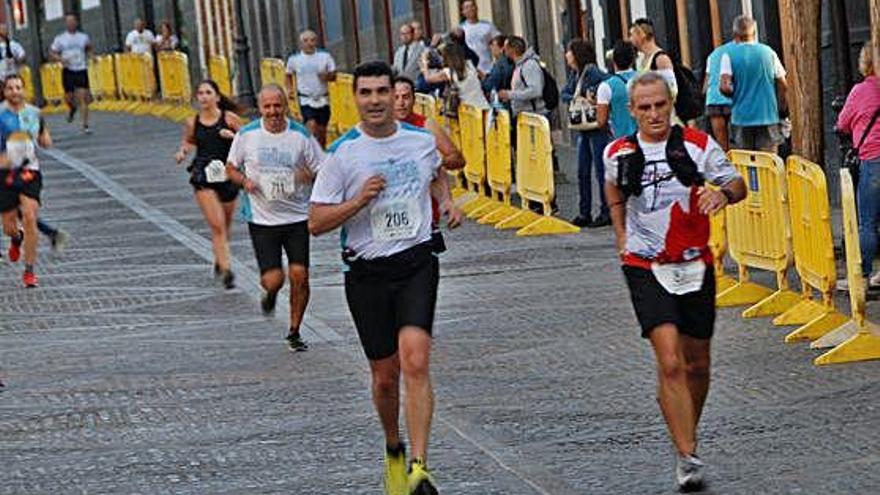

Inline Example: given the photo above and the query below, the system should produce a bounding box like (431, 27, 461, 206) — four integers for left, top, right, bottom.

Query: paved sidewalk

(1, 113, 878, 494)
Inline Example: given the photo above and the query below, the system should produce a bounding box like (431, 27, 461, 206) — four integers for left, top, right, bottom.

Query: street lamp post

(233, 0, 256, 110)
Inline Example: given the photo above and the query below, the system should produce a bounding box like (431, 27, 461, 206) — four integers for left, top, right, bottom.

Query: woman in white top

(420, 43, 488, 109)
(155, 21, 179, 51)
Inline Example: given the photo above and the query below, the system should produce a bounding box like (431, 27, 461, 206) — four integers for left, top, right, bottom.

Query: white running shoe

(676, 454, 705, 492)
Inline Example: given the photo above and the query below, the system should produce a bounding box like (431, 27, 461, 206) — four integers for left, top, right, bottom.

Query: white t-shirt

(461, 20, 499, 74)
(125, 29, 156, 54)
(0, 40, 25, 78)
(227, 118, 325, 226)
(155, 34, 179, 51)
(50, 31, 91, 71)
(444, 61, 489, 109)
(285, 50, 336, 108)
(310, 122, 442, 260)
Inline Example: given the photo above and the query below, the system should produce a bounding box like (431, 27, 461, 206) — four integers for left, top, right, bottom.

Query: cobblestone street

(1, 113, 879, 494)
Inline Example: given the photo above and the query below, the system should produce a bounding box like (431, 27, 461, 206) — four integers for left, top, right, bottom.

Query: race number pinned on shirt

(5, 132, 35, 168)
(651, 261, 706, 295)
(205, 160, 227, 183)
(259, 171, 296, 202)
(370, 198, 421, 242)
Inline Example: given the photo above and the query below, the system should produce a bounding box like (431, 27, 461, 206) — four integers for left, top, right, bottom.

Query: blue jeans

(858, 159, 880, 275)
(577, 130, 610, 218)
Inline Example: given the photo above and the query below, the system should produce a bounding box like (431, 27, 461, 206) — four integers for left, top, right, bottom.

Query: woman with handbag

(420, 42, 489, 115)
(562, 39, 611, 228)
(838, 43, 880, 286)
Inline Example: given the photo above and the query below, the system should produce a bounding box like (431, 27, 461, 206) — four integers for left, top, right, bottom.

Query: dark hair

(490, 34, 507, 48)
(566, 38, 596, 71)
(442, 42, 468, 80)
(612, 40, 637, 70)
(353, 61, 394, 92)
(393, 75, 415, 93)
(196, 79, 242, 114)
(3, 73, 23, 90)
(507, 36, 527, 55)
(160, 20, 173, 33)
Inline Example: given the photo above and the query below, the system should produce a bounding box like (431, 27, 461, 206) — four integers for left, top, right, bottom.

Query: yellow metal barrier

(326, 78, 343, 144)
(477, 109, 518, 224)
(156, 51, 193, 122)
(116, 53, 155, 114)
(260, 58, 301, 120)
(20, 65, 34, 103)
(209, 55, 233, 97)
(812, 169, 880, 364)
(414, 93, 437, 121)
(88, 55, 120, 111)
(774, 156, 848, 342)
(335, 73, 358, 134)
(39, 63, 65, 114)
(708, 208, 737, 293)
(716, 150, 798, 315)
(456, 103, 493, 216)
(495, 112, 579, 236)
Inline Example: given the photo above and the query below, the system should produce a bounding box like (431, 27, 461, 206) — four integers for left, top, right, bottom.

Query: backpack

(520, 57, 560, 112)
(650, 50, 704, 121)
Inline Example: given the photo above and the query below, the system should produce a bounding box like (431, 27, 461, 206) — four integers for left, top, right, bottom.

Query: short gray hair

(627, 71, 673, 102)
(258, 83, 288, 104)
(732, 15, 757, 39)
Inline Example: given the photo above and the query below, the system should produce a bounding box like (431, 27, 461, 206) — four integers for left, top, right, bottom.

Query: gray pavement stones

(1, 113, 879, 494)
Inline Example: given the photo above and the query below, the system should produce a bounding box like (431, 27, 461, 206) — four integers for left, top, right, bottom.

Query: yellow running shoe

(408, 458, 438, 495)
(384, 443, 407, 495)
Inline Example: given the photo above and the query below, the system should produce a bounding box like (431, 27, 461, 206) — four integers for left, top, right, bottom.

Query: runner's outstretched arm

(606, 181, 627, 256)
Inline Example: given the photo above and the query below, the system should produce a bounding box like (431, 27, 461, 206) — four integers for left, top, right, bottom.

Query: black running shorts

(248, 221, 310, 273)
(192, 180, 240, 203)
(62, 69, 90, 92)
(622, 264, 716, 340)
(344, 242, 439, 361)
(0, 170, 41, 213)
(301, 105, 331, 126)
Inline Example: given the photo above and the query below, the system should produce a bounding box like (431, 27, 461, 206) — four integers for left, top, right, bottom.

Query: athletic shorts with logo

(0, 169, 41, 212)
(622, 263, 715, 339)
(345, 241, 439, 360)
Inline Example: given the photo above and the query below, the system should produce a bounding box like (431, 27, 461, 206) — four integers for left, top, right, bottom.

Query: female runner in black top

(175, 80, 242, 289)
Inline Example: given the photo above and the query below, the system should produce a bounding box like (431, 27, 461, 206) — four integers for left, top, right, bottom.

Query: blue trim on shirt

(239, 120, 261, 134)
(327, 127, 362, 153)
(399, 122, 432, 135)
(287, 118, 312, 138)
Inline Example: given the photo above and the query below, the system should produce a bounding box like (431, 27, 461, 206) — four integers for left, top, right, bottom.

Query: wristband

(720, 188, 735, 204)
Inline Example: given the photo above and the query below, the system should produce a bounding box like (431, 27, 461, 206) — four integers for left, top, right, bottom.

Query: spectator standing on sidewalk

(719, 15, 788, 153)
(838, 43, 880, 287)
(562, 38, 611, 228)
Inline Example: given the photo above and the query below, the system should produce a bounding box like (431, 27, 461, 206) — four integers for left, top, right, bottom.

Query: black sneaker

(286, 332, 308, 352)
(222, 270, 235, 290)
(213, 263, 222, 279)
(587, 214, 611, 228)
(261, 290, 278, 316)
(67, 106, 77, 123)
(571, 215, 591, 228)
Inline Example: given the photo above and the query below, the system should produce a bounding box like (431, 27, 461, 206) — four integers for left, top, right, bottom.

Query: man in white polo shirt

(309, 61, 446, 495)
(125, 19, 156, 54)
(285, 30, 336, 147)
(460, 0, 500, 74)
(226, 84, 324, 352)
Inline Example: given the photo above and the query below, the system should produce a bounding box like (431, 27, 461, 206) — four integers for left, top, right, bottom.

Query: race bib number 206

(370, 199, 421, 242)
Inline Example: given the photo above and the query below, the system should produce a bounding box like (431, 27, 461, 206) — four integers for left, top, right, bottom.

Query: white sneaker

(676, 454, 705, 492)
(869, 272, 880, 289)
